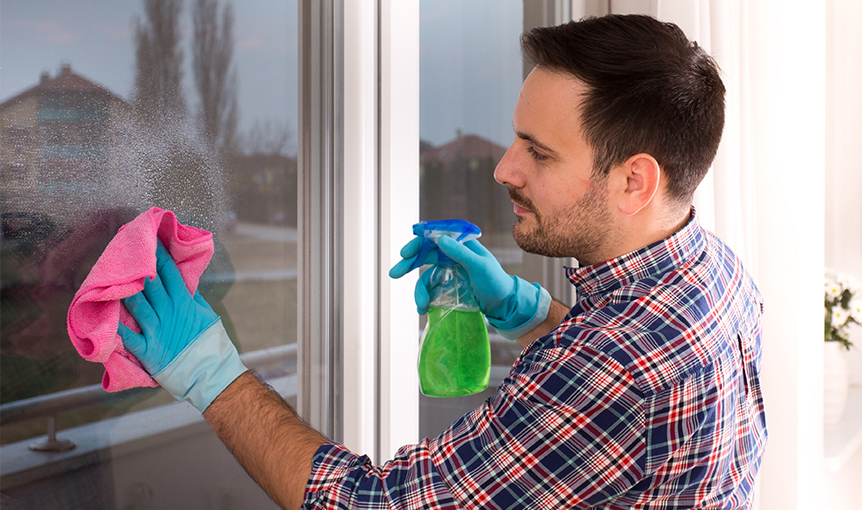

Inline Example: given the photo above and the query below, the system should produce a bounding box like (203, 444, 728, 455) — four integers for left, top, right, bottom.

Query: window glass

(419, 0, 528, 438)
(0, 1, 297, 507)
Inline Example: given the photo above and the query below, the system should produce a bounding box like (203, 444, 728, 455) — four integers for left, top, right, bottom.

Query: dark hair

(521, 14, 725, 204)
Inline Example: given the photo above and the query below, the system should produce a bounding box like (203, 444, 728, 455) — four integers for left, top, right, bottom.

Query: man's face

(494, 67, 618, 265)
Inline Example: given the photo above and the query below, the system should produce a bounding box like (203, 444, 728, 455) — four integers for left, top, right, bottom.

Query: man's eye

(527, 146, 548, 161)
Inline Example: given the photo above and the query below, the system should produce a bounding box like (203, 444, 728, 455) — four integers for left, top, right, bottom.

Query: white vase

(824, 341, 849, 424)
(847, 327, 862, 386)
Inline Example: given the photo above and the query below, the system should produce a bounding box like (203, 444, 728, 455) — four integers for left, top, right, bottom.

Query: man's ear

(614, 153, 660, 216)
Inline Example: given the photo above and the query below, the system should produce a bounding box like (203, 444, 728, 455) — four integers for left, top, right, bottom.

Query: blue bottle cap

(408, 219, 481, 270)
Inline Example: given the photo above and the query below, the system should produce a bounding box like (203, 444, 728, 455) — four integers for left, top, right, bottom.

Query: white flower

(825, 269, 861, 345)
(832, 308, 849, 328)
(850, 300, 862, 322)
(826, 282, 842, 299)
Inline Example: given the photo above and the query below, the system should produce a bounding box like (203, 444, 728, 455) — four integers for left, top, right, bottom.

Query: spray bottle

(409, 219, 490, 397)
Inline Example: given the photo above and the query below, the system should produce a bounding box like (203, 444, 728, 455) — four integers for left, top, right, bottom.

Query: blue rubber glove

(118, 241, 247, 412)
(389, 235, 551, 340)
(388, 237, 439, 280)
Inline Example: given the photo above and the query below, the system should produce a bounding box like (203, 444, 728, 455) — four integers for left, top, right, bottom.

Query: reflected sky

(420, 0, 522, 148)
(1, 0, 524, 151)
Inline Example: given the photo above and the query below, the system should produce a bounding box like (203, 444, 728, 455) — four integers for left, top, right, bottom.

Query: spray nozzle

(408, 219, 482, 271)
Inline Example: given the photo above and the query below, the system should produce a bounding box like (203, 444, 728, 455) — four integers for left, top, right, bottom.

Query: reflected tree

(132, 0, 187, 122)
(131, 0, 225, 233)
(242, 118, 293, 157)
(192, 0, 239, 156)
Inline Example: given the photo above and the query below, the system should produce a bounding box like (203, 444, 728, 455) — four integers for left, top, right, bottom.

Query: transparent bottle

(412, 220, 490, 397)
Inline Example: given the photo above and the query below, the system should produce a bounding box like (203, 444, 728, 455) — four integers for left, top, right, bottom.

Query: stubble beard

(509, 185, 614, 264)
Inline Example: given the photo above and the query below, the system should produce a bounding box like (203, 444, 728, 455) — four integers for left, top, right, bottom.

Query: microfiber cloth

(67, 207, 214, 392)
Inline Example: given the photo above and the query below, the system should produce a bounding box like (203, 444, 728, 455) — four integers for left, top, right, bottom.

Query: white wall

(826, 0, 862, 385)
(749, 1, 826, 506)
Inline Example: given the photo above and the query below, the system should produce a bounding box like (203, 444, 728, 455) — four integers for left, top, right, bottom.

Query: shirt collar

(565, 207, 705, 299)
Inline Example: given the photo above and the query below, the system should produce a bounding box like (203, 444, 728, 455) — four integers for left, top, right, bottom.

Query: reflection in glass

(0, 1, 296, 507)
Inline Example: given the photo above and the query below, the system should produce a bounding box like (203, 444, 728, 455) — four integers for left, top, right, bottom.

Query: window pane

(418, 0, 527, 438)
(0, 1, 297, 507)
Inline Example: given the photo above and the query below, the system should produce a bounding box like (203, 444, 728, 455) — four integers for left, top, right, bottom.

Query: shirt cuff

(303, 442, 372, 506)
(488, 284, 551, 341)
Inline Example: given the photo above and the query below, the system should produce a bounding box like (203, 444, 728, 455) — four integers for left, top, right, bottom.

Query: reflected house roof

(0, 63, 127, 111)
(0, 64, 129, 111)
(419, 133, 512, 236)
(420, 133, 506, 165)
(0, 64, 131, 206)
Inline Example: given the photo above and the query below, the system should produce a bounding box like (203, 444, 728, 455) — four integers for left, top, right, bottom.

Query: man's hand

(118, 241, 247, 412)
(389, 235, 551, 341)
(119, 242, 219, 374)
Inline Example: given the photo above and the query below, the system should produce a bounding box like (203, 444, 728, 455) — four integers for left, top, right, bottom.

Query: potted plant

(824, 269, 861, 423)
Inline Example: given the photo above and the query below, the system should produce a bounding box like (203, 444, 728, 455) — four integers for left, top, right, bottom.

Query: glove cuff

(153, 319, 248, 412)
(487, 280, 551, 341)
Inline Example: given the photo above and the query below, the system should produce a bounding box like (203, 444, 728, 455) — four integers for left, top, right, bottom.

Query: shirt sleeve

(303, 343, 646, 510)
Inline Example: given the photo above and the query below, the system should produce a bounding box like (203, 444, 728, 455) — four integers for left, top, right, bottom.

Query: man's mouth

(513, 203, 532, 215)
(508, 188, 534, 215)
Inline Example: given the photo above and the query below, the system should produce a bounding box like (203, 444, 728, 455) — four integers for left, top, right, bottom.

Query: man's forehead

(514, 67, 587, 145)
(517, 68, 586, 119)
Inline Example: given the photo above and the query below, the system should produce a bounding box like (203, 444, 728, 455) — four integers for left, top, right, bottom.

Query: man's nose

(494, 143, 524, 188)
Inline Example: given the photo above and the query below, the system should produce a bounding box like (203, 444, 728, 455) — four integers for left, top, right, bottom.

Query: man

(119, 14, 767, 509)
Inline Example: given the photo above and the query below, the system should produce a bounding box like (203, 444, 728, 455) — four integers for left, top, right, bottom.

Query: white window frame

(304, 0, 420, 461)
(298, 0, 345, 441)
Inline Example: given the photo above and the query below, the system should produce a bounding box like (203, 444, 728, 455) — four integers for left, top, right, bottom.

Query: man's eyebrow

(516, 130, 559, 157)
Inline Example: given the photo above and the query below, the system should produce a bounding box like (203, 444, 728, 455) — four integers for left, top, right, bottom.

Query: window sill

(824, 386, 862, 473)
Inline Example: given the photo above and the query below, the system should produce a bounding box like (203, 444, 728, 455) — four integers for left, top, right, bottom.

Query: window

(0, 1, 301, 507)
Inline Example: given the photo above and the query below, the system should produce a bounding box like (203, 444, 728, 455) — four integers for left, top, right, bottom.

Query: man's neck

(598, 205, 691, 266)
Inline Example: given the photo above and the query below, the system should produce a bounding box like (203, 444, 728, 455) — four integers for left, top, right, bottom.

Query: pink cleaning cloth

(67, 207, 214, 392)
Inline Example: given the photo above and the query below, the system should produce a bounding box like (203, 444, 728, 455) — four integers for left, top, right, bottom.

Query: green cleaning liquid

(418, 307, 490, 397)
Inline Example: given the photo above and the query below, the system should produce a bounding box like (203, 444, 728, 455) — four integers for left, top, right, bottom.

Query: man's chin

(512, 221, 576, 258)
(514, 238, 550, 256)
(512, 221, 545, 255)
(512, 217, 531, 240)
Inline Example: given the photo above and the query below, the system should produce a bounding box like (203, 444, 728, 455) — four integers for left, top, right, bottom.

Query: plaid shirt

(303, 210, 767, 509)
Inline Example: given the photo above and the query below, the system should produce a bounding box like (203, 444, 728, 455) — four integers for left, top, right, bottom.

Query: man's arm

(204, 371, 327, 510)
(514, 298, 569, 350)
